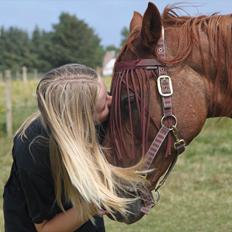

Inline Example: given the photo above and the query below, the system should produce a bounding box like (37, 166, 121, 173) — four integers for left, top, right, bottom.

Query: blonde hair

(18, 64, 143, 221)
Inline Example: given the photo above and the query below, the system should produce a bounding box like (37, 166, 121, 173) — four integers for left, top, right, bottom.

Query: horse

(103, 2, 232, 224)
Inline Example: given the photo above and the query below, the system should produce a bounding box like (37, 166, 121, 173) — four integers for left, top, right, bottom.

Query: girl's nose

(107, 95, 112, 107)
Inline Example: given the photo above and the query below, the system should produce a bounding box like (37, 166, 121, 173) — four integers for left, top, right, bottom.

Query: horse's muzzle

(107, 185, 155, 224)
(107, 197, 146, 224)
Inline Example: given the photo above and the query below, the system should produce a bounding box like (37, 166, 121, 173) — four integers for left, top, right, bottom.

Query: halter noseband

(113, 32, 186, 215)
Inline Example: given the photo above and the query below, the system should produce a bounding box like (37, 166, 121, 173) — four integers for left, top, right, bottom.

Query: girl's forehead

(97, 77, 106, 94)
(96, 78, 107, 106)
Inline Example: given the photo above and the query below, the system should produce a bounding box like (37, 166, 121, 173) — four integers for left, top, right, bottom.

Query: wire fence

(0, 68, 40, 138)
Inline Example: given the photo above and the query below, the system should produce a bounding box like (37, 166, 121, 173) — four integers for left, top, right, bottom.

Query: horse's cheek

(171, 68, 208, 145)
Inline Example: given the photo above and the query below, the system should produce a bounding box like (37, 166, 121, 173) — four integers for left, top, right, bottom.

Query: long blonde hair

(18, 64, 143, 221)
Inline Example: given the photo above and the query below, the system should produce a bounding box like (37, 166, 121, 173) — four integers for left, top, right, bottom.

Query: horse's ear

(129, 11, 143, 32)
(141, 2, 162, 49)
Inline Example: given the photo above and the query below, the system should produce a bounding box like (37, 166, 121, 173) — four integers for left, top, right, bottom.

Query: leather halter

(113, 32, 186, 214)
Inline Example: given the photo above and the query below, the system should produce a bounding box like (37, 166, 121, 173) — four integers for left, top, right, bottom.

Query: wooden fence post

(22, 66, 28, 83)
(33, 69, 38, 79)
(0, 72, 3, 82)
(16, 69, 20, 80)
(4, 69, 13, 137)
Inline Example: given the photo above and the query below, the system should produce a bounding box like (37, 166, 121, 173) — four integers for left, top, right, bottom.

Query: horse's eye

(121, 93, 135, 105)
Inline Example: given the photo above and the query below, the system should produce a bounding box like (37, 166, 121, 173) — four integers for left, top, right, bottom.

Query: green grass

(0, 79, 38, 135)
(105, 119, 232, 232)
(1, 78, 232, 231)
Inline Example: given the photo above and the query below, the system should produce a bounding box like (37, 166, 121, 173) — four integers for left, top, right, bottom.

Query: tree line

(0, 12, 129, 73)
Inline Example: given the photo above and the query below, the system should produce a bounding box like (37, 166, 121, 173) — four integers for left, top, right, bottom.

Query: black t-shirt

(3, 118, 106, 232)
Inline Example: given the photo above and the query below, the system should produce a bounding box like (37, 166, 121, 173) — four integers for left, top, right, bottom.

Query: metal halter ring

(153, 190, 160, 204)
(161, 114, 177, 129)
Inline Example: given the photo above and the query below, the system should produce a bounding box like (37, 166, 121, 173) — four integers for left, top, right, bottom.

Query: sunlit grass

(105, 118, 232, 232)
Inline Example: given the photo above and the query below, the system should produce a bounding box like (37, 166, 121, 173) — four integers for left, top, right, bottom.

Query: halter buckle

(174, 139, 185, 150)
(157, 75, 173, 97)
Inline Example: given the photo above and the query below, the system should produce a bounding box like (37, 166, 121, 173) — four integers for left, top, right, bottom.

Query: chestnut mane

(109, 5, 232, 162)
(163, 6, 232, 115)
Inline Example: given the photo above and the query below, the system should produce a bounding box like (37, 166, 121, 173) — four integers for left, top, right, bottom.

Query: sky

(0, 0, 232, 47)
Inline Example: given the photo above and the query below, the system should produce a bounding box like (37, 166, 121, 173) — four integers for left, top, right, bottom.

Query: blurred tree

(31, 26, 53, 72)
(49, 13, 104, 68)
(0, 12, 104, 73)
(104, 44, 119, 53)
(120, 26, 129, 47)
(0, 26, 33, 72)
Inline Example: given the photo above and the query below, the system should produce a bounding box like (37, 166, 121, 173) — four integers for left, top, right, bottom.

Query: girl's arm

(35, 207, 98, 232)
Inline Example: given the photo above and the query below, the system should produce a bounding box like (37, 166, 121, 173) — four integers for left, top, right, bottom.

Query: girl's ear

(129, 11, 143, 32)
(141, 2, 162, 49)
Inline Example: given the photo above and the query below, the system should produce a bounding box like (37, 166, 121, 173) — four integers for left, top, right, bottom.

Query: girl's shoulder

(14, 117, 48, 146)
(13, 118, 50, 172)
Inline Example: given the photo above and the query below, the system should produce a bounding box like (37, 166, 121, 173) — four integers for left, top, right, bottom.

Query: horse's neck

(187, 48, 232, 118)
(166, 23, 232, 118)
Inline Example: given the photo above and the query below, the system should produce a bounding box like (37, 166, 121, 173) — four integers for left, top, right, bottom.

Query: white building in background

(102, 50, 116, 76)
(102, 58, 116, 76)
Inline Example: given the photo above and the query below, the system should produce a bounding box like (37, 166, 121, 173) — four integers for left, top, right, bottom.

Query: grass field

(105, 118, 232, 232)
(0, 78, 232, 231)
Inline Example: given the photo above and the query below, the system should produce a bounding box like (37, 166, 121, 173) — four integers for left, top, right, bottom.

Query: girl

(3, 64, 141, 232)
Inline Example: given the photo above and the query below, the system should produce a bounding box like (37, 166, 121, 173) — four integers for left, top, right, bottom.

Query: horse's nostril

(107, 206, 146, 224)
(107, 193, 147, 224)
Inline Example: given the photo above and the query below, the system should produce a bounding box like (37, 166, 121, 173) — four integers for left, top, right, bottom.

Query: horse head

(104, 2, 232, 224)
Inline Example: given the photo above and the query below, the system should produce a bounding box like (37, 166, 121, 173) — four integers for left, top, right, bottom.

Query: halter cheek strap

(141, 30, 186, 213)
